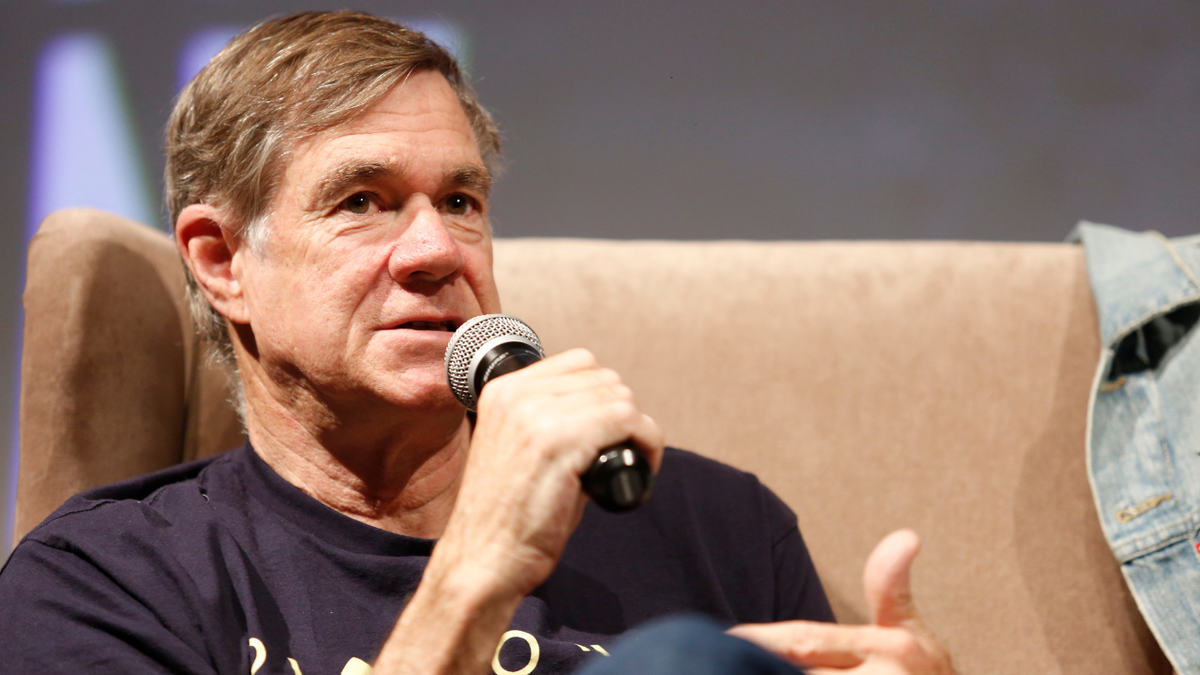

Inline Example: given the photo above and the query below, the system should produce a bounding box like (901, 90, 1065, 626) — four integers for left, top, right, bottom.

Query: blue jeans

(575, 616, 806, 675)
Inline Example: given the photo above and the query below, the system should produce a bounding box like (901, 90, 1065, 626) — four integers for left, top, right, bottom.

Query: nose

(387, 200, 465, 292)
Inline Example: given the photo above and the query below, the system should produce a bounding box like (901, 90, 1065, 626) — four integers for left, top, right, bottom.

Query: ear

(175, 203, 251, 324)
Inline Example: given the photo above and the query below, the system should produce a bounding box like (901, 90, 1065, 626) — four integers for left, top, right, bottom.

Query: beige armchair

(16, 208, 1169, 674)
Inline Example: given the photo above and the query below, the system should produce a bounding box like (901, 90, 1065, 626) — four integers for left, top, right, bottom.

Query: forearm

(373, 552, 526, 675)
(372, 351, 665, 675)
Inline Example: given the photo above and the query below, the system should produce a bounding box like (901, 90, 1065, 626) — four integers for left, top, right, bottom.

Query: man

(0, 11, 952, 675)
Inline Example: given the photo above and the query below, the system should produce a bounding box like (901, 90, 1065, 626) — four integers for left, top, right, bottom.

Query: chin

(378, 374, 462, 414)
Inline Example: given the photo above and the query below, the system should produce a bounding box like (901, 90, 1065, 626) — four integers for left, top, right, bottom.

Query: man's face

(236, 70, 501, 414)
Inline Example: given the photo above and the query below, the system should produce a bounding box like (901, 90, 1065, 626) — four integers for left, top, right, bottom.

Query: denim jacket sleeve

(1073, 221, 1200, 675)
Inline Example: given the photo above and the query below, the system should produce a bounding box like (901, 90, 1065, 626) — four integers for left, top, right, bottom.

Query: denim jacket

(1073, 221, 1200, 674)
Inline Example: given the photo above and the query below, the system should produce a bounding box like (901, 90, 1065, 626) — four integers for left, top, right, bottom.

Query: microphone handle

(477, 345, 653, 513)
(581, 443, 653, 513)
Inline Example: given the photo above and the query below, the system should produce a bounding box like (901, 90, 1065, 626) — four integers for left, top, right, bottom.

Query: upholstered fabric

(16, 209, 1170, 674)
(16, 209, 243, 540)
(493, 239, 1168, 674)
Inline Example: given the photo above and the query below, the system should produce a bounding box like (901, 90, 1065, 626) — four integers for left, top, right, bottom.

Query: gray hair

(164, 11, 500, 405)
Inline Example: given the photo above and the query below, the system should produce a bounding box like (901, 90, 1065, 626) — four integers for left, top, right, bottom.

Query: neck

(240, 369, 471, 540)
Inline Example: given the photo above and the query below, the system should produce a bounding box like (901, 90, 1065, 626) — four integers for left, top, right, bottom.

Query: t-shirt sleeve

(771, 526, 836, 622)
(0, 539, 224, 675)
(762, 489, 836, 623)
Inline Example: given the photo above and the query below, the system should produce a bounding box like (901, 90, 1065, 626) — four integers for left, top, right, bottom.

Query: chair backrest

(17, 208, 243, 540)
(17, 209, 1170, 674)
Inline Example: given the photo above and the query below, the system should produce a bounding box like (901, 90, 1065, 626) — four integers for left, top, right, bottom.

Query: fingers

(629, 413, 665, 473)
(729, 621, 952, 673)
(807, 664, 913, 675)
(478, 348, 663, 474)
(729, 531, 954, 675)
(863, 529, 922, 630)
(728, 622, 863, 669)
(518, 347, 609, 377)
(442, 347, 664, 595)
(728, 621, 925, 669)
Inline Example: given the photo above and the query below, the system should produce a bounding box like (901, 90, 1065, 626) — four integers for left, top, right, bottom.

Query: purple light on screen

(27, 32, 154, 237)
(177, 26, 243, 92)
(402, 19, 468, 71)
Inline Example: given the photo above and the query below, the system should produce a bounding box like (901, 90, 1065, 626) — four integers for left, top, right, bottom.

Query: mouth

(394, 320, 457, 332)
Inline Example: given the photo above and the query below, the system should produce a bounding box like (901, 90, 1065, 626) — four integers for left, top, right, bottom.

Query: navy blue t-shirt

(0, 445, 833, 674)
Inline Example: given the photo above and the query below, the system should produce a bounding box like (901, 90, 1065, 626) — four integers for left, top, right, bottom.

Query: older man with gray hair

(0, 11, 952, 675)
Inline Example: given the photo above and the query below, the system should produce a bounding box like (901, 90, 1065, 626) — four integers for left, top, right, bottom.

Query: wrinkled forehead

(280, 73, 479, 184)
(285, 73, 483, 189)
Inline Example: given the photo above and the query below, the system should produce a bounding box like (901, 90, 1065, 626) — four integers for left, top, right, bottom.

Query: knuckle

(480, 377, 518, 407)
(476, 382, 500, 408)
(597, 367, 621, 384)
(611, 381, 634, 400)
(566, 347, 598, 366)
(786, 639, 816, 663)
(887, 631, 924, 663)
(608, 399, 640, 424)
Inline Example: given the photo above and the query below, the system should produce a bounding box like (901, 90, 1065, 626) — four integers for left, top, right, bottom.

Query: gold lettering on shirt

(492, 630, 540, 675)
(341, 657, 374, 675)
(248, 638, 266, 675)
(245, 637, 311, 674)
(573, 644, 609, 656)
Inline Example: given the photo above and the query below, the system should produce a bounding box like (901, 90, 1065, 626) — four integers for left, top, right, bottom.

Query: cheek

(461, 247, 501, 313)
(254, 248, 380, 345)
(297, 240, 388, 300)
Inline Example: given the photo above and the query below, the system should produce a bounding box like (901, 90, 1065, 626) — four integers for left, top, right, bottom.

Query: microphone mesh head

(445, 314, 544, 409)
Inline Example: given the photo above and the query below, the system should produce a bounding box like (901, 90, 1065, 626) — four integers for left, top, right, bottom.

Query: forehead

(282, 71, 483, 195)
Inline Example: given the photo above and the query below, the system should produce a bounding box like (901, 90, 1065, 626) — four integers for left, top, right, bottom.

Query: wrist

(373, 548, 526, 675)
(423, 546, 528, 618)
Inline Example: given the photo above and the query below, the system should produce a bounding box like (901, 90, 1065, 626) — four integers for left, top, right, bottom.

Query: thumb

(863, 528, 923, 629)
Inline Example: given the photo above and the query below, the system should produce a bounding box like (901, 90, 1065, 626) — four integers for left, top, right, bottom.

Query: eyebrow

(448, 165, 493, 199)
(309, 160, 493, 211)
(310, 160, 398, 210)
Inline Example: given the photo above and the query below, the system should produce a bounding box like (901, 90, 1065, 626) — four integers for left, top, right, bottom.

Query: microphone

(445, 314, 653, 513)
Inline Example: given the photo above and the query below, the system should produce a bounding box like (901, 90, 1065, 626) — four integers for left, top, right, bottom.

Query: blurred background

(2, 0, 1199, 559)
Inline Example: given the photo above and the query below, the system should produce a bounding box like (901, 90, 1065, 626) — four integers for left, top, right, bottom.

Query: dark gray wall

(3, 0, 1199, 556)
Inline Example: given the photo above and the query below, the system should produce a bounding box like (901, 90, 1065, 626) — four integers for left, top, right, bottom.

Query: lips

(395, 320, 456, 331)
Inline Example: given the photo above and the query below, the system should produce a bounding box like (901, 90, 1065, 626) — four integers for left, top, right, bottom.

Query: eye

(444, 193, 475, 216)
(341, 192, 374, 215)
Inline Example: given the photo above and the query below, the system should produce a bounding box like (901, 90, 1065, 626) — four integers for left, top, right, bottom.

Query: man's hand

(439, 347, 665, 595)
(728, 529, 955, 675)
(375, 348, 664, 675)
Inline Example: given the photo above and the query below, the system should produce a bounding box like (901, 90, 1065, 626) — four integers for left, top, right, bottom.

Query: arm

(729, 530, 955, 675)
(373, 348, 665, 675)
(0, 539, 225, 675)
